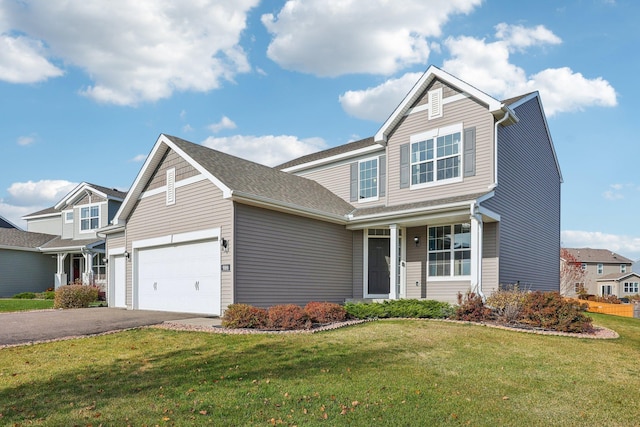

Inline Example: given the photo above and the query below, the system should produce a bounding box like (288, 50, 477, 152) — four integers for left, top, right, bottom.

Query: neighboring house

(103, 65, 562, 315)
(0, 228, 57, 297)
(562, 247, 634, 297)
(597, 272, 640, 298)
(0, 215, 21, 229)
(22, 182, 127, 290)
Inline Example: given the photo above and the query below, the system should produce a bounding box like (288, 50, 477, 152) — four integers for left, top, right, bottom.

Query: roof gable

(563, 247, 634, 264)
(54, 182, 126, 210)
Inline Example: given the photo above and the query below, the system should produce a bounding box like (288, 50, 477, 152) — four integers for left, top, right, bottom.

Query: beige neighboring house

(21, 182, 127, 291)
(102, 65, 562, 316)
(562, 248, 634, 297)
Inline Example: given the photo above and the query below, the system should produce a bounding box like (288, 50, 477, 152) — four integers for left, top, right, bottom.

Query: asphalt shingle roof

(0, 229, 57, 249)
(276, 137, 379, 170)
(563, 248, 633, 264)
(166, 135, 356, 218)
(39, 236, 103, 251)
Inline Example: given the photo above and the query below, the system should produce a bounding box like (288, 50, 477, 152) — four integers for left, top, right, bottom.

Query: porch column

(55, 253, 68, 288)
(470, 210, 484, 299)
(389, 224, 398, 300)
(83, 252, 94, 285)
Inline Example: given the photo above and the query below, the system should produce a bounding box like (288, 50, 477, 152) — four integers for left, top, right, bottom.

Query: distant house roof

(0, 215, 20, 229)
(0, 229, 56, 250)
(596, 272, 640, 282)
(563, 248, 634, 264)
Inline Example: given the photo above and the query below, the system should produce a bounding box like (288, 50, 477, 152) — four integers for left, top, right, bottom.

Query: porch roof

(596, 272, 640, 282)
(0, 229, 57, 249)
(39, 236, 104, 252)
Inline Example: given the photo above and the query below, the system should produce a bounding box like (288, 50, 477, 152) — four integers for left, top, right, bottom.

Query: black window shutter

(399, 144, 410, 188)
(463, 127, 476, 177)
(350, 162, 358, 201)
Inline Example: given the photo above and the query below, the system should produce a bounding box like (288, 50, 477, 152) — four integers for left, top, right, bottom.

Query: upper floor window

(597, 263, 603, 275)
(620, 264, 627, 273)
(581, 263, 587, 271)
(80, 205, 100, 231)
(428, 223, 471, 277)
(410, 124, 462, 188)
(64, 211, 73, 223)
(359, 158, 378, 201)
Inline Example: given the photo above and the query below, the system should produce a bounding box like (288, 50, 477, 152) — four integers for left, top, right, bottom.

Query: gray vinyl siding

(0, 249, 55, 297)
(483, 97, 561, 291)
(72, 202, 108, 240)
(481, 221, 499, 295)
(405, 226, 427, 299)
(387, 92, 494, 206)
(107, 200, 122, 224)
(123, 178, 233, 310)
(26, 216, 61, 235)
(352, 230, 363, 298)
(62, 212, 74, 238)
(234, 203, 353, 307)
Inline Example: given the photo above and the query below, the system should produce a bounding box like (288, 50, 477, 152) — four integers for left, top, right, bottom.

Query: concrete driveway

(0, 308, 203, 347)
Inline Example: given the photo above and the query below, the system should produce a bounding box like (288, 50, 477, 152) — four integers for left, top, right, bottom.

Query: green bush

(42, 291, 56, 300)
(304, 301, 347, 323)
(12, 292, 36, 299)
(520, 291, 594, 333)
(53, 285, 99, 309)
(345, 299, 454, 319)
(222, 304, 268, 329)
(267, 304, 312, 330)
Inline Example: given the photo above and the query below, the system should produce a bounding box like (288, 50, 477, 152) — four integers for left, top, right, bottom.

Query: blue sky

(1, 0, 639, 260)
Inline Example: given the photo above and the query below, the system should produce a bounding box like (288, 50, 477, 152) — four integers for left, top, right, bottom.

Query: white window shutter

(428, 88, 443, 120)
(166, 168, 176, 205)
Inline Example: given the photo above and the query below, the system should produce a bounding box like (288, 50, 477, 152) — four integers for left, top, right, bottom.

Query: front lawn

(0, 314, 638, 425)
(0, 298, 54, 312)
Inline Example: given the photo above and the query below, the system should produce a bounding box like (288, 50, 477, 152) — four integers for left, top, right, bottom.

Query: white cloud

(602, 183, 637, 201)
(1, 1, 259, 105)
(339, 72, 422, 122)
(6, 180, 78, 207)
(0, 35, 64, 83)
(562, 230, 640, 261)
(130, 154, 147, 162)
(201, 134, 327, 167)
(17, 135, 36, 146)
(182, 124, 194, 133)
(208, 116, 237, 133)
(442, 24, 617, 116)
(262, 0, 481, 77)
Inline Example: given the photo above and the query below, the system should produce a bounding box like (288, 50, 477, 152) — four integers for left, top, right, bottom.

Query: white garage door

(136, 240, 220, 315)
(112, 255, 126, 308)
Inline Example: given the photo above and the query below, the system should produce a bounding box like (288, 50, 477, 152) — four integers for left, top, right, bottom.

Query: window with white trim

(64, 211, 73, 223)
(92, 254, 106, 281)
(623, 282, 639, 293)
(359, 158, 378, 200)
(428, 223, 471, 277)
(597, 263, 603, 275)
(80, 205, 100, 231)
(574, 283, 585, 293)
(411, 124, 462, 187)
(620, 264, 627, 273)
(581, 263, 587, 271)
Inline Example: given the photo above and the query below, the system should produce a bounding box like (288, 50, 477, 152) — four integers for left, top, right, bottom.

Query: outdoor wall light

(221, 238, 229, 253)
(414, 236, 420, 247)
(123, 251, 130, 259)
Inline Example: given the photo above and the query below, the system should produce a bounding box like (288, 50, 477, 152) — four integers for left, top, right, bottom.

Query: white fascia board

(374, 65, 503, 143)
(231, 192, 349, 225)
(347, 208, 471, 230)
(478, 206, 501, 222)
(54, 182, 110, 210)
(0, 245, 41, 252)
(22, 211, 61, 220)
(132, 228, 220, 249)
(281, 144, 384, 173)
(347, 200, 474, 225)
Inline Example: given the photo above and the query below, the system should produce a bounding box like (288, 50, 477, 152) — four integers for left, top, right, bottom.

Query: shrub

(486, 287, 527, 324)
(520, 291, 593, 333)
(454, 291, 492, 322)
(267, 304, 312, 330)
(304, 302, 347, 324)
(221, 304, 268, 329)
(345, 299, 454, 319)
(53, 285, 99, 309)
(42, 291, 56, 300)
(344, 302, 387, 319)
(12, 292, 36, 299)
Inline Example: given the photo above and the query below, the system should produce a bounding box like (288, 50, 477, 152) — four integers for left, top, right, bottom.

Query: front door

(602, 285, 613, 296)
(368, 238, 390, 295)
(72, 256, 83, 283)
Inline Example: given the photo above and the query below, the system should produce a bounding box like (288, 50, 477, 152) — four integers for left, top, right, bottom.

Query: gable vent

(428, 88, 443, 120)
(166, 168, 176, 206)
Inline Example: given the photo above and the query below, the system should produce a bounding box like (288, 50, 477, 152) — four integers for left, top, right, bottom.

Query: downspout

(490, 111, 511, 189)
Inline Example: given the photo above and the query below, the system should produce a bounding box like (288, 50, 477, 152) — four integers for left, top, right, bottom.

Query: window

(428, 223, 471, 277)
(411, 125, 462, 187)
(620, 264, 627, 273)
(624, 282, 639, 293)
(359, 158, 378, 200)
(597, 263, 603, 275)
(80, 205, 100, 231)
(64, 211, 73, 223)
(574, 283, 585, 293)
(92, 254, 106, 281)
(581, 263, 587, 271)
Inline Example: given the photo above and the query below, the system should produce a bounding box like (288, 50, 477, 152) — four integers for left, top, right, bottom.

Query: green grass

(0, 314, 639, 426)
(0, 298, 54, 312)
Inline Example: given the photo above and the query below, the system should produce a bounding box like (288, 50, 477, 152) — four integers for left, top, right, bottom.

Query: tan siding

(26, 216, 61, 235)
(482, 221, 499, 295)
(426, 280, 471, 304)
(234, 203, 353, 307)
(146, 149, 199, 191)
(414, 79, 462, 107)
(405, 226, 427, 299)
(124, 178, 233, 310)
(106, 232, 125, 250)
(581, 263, 630, 295)
(387, 96, 495, 206)
(76, 193, 106, 205)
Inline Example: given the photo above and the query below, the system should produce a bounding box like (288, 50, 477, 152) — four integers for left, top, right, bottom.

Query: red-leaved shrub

(520, 291, 593, 333)
(268, 304, 312, 330)
(222, 304, 268, 329)
(304, 301, 347, 324)
(454, 291, 492, 322)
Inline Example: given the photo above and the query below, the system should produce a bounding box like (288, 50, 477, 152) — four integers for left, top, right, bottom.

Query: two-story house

(103, 65, 562, 315)
(21, 182, 127, 290)
(562, 247, 637, 298)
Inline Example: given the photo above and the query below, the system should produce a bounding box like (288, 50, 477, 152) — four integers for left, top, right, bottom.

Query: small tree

(560, 248, 585, 296)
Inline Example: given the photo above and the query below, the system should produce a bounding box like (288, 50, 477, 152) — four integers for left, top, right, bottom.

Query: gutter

(489, 108, 517, 190)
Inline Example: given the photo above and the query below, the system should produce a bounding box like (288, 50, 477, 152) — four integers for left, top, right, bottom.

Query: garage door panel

(137, 240, 220, 315)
